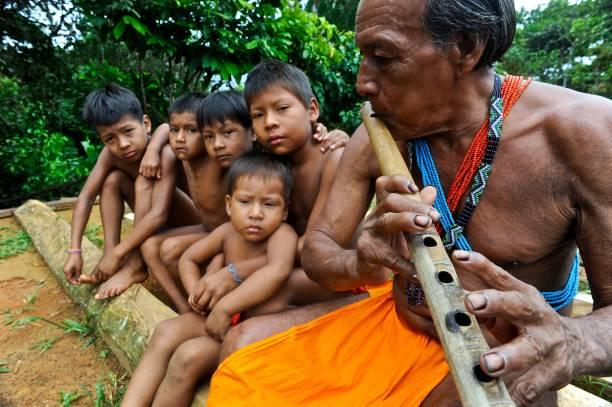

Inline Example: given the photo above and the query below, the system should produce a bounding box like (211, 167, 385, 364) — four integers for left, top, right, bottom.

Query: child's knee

(141, 235, 163, 261)
(160, 238, 184, 266)
(148, 319, 180, 352)
(102, 170, 127, 192)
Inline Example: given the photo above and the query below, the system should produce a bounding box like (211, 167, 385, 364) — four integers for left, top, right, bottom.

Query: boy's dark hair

(82, 83, 143, 130)
(168, 92, 206, 117)
(198, 90, 251, 130)
(244, 60, 315, 109)
(227, 151, 294, 204)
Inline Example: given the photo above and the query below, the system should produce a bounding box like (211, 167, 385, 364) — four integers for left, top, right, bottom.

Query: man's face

(97, 114, 150, 162)
(355, 0, 456, 139)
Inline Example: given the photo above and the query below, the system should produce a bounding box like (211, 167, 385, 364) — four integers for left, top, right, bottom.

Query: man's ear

(143, 114, 152, 133)
(225, 195, 232, 217)
(308, 97, 320, 124)
(450, 33, 488, 76)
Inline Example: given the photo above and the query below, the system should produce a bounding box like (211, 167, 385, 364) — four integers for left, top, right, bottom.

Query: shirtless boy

(63, 84, 199, 299)
(122, 152, 297, 407)
(141, 91, 262, 314)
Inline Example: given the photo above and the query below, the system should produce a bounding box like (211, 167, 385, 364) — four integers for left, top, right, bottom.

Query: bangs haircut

(227, 151, 294, 204)
(198, 90, 251, 130)
(244, 60, 315, 109)
(82, 83, 143, 129)
(168, 92, 206, 118)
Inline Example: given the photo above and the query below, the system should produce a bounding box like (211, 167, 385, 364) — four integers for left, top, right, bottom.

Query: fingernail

(428, 208, 440, 221)
(453, 250, 470, 260)
(467, 293, 487, 310)
(483, 352, 506, 373)
(407, 182, 418, 193)
(414, 215, 430, 227)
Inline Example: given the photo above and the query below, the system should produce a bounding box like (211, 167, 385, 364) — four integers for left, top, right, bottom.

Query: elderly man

(208, 0, 612, 405)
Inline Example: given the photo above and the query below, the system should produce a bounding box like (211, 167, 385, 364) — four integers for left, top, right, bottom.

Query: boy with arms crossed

(63, 84, 199, 299)
(122, 152, 297, 407)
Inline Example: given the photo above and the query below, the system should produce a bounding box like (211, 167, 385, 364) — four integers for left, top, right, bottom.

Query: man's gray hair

(423, 0, 516, 69)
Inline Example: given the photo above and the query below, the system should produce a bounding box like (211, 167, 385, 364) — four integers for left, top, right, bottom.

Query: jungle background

(1, 0, 610, 208)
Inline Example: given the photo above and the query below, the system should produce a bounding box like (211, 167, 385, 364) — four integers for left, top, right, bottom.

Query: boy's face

(225, 175, 288, 243)
(169, 112, 205, 161)
(203, 120, 255, 168)
(249, 85, 319, 156)
(97, 114, 151, 162)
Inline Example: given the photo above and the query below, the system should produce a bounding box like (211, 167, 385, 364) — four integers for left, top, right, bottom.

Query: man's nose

(356, 58, 380, 98)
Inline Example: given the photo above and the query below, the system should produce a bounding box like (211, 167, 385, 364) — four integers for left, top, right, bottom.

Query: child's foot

(94, 252, 147, 300)
(94, 266, 147, 300)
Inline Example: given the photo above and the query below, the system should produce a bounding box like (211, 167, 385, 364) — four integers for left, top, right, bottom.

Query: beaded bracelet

(227, 263, 242, 284)
(67, 248, 82, 254)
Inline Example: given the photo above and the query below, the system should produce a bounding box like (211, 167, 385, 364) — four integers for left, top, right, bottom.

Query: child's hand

(206, 305, 232, 341)
(313, 123, 350, 154)
(138, 148, 162, 179)
(189, 267, 239, 313)
(80, 251, 121, 284)
(63, 253, 83, 285)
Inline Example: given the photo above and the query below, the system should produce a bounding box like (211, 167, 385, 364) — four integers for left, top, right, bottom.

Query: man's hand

(313, 123, 350, 154)
(188, 266, 239, 314)
(138, 148, 162, 179)
(206, 304, 232, 341)
(355, 175, 439, 285)
(80, 250, 122, 284)
(455, 250, 583, 405)
(63, 253, 83, 284)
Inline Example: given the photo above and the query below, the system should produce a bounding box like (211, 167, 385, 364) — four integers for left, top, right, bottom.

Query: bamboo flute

(361, 102, 515, 406)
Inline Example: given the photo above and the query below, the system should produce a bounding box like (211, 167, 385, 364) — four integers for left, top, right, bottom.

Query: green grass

(32, 336, 61, 353)
(11, 316, 97, 349)
(85, 224, 104, 248)
(0, 361, 10, 374)
(59, 390, 85, 407)
(0, 230, 33, 259)
(574, 375, 612, 401)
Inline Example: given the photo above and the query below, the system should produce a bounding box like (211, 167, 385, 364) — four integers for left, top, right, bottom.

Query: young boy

(121, 152, 297, 407)
(141, 91, 266, 314)
(188, 60, 353, 312)
(63, 84, 200, 299)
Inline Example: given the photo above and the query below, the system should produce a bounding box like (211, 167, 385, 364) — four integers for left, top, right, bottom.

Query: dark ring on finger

(405, 279, 425, 306)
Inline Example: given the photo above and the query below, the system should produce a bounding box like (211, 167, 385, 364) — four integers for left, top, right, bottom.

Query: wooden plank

(558, 384, 611, 406)
(14, 199, 208, 406)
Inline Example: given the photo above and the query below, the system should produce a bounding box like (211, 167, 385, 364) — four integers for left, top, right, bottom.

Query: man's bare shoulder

(340, 124, 380, 179)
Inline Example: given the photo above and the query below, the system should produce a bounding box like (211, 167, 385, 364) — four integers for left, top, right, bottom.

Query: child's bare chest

(185, 162, 228, 229)
(289, 167, 322, 235)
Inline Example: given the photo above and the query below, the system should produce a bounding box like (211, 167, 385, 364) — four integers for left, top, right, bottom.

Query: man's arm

(139, 123, 169, 179)
(63, 148, 116, 284)
(303, 125, 403, 290)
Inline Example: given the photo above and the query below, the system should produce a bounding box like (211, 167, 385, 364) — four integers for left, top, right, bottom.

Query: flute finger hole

(423, 236, 437, 247)
(473, 364, 495, 383)
(436, 271, 454, 284)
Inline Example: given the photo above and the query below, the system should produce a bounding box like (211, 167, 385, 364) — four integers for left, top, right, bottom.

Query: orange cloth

(208, 282, 449, 406)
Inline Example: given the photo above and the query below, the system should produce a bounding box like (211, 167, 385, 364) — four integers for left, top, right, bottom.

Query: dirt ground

(0, 214, 125, 407)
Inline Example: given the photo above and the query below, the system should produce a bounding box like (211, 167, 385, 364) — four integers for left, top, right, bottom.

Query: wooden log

(0, 196, 99, 219)
(558, 384, 611, 407)
(14, 199, 208, 406)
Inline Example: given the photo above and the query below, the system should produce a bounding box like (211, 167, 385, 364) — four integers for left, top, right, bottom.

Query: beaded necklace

(412, 74, 577, 311)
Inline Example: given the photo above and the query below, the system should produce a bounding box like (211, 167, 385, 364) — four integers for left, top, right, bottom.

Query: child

(142, 91, 267, 314)
(121, 152, 297, 407)
(63, 84, 200, 300)
(189, 60, 353, 312)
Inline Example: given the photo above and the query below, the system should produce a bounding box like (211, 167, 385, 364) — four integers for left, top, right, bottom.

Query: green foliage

(0, 229, 33, 259)
(305, 0, 359, 32)
(33, 336, 62, 353)
(498, 0, 611, 97)
(85, 224, 104, 248)
(59, 390, 85, 407)
(0, 361, 10, 374)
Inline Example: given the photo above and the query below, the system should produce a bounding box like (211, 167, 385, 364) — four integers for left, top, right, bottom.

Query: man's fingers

(479, 334, 548, 378)
(375, 175, 419, 201)
(465, 289, 545, 323)
(453, 251, 532, 292)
